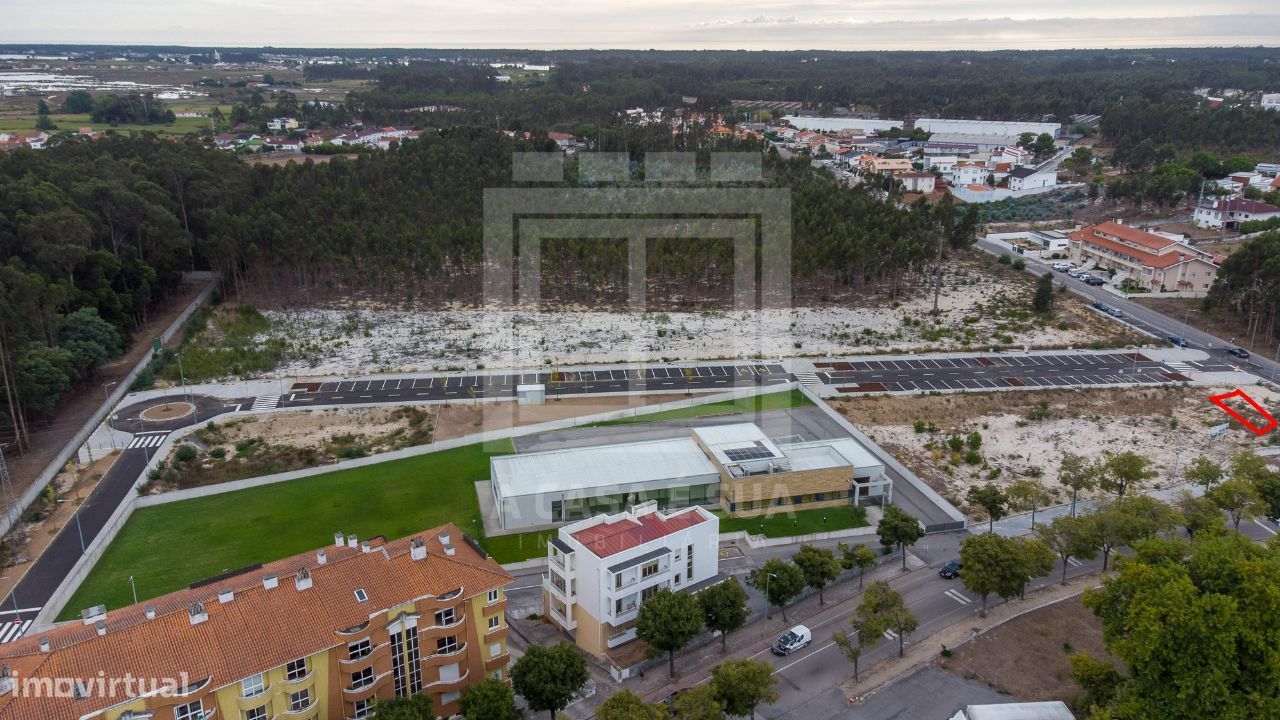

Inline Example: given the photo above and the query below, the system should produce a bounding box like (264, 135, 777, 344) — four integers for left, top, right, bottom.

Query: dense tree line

(1206, 231, 1280, 347)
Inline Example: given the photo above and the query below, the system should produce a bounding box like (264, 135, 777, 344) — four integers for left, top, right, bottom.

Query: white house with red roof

(1068, 221, 1222, 294)
(543, 502, 718, 665)
(1193, 197, 1280, 230)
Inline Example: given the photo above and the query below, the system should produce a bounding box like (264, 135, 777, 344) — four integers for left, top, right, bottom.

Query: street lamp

(175, 352, 190, 403)
(763, 571, 778, 619)
(0, 576, 19, 617)
(56, 499, 85, 553)
(128, 575, 138, 606)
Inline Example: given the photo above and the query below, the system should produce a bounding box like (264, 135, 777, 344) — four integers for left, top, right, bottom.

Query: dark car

(1228, 347, 1250, 359)
(939, 560, 963, 579)
(1084, 275, 1106, 286)
(1092, 301, 1109, 311)
(1168, 336, 1189, 347)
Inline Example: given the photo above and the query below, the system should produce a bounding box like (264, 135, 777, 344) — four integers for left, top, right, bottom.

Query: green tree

(1015, 537, 1057, 598)
(670, 683, 724, 720)
(855, 580, 917, 657)
(710, 659, 779, 720)
(1059, 452, 1099, 517)
(1034, 513, 1101, 585)
(1006, 477, 1053, 527)
(793, 544, 842, 604)
(838, 542, 877, 588)
(59, 306, 123, 376)
(1092, 496, 1177, 571)
(876, 504, 924, 570)
(699, 577, 749, 652)
(596, 690, 665, 720)
(1207, 476, 1264, 532)
(1173, 490, 1225, 538)
(831, 628, 865, 682)
(1068, 652, 1124, 714)
(61, 89, 94, 114)
(1184, 456, 1224, 489)
(510, 642, 588, 720)
(966, 483, 1009, 531)
(1032, 272, 1055, 314)
(1082, 532, 1280, 719)
(1100, 451, 1156, 499)
(748, 558, 805, 621)
(459, 677, 521, 720)
(959, 533, 1027, 615)
(371, 694, 434, 720)
(16, 342, 74, 414)
(636, 587, 703, 678)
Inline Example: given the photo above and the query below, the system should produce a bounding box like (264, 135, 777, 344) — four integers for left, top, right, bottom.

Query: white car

(1067, 268, 1082, 278)
(1052, 262, 1070, 272)
(772, 625, 812, 656)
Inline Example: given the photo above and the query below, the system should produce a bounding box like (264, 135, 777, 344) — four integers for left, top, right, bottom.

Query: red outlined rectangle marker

(1208, 388, 1278, 436)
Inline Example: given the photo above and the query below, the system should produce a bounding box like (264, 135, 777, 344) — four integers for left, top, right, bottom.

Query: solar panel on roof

(724, 444, 776, 462)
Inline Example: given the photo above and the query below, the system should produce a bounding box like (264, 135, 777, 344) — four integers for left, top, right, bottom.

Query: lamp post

(763, 571, 777, 619)
(0, 576, 18, 617)
(175, 352, 190, 403)
(56, 499, 85, 553)
(128, 576, 138, 606)
(102, 381, 119, 449)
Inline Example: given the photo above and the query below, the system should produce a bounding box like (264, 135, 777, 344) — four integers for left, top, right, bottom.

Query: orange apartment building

(0, 524, 512, 720)
(1068, 221, 1223, 295)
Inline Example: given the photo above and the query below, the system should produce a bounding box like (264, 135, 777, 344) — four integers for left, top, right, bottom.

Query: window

(351, 667, 374, 690)
(641, 560, 660, 578)
(487, 615, 501, 631)
(641, 584, 660, 601)
(490, 642, 503, 658)
(674, 573, 682, 586)
(288, 689, 310, 712)
(434, 607, 456, 627)
(487, 588, 501, 604)
(285, 658, 308, 681)
(348, 638, 372, 661)
(442, 690, 461, 706)
(246, 707, 267, 720)
(437, 635, 460, 655)
(241, 673, 265, 698)
(354, 588, 368, 602)
(174, 701, 203, 720)
(615, 572, 624, 589)
(687, 544, 694, 579)
(353, 699, 372, 719)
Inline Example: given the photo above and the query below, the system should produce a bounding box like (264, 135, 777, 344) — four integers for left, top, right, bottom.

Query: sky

(5, 1, 1280, 50)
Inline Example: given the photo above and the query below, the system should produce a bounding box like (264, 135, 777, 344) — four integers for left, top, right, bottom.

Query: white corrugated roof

(963, 701, 1075, 720)
(491, 437, 719, 498)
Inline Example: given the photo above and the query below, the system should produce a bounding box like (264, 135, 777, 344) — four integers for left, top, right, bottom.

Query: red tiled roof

(1201, 198, 1280, 214)
(1070, 229, 1217, 270)
(572, 509, 710, 558)
(1077, 221, 1175, 252)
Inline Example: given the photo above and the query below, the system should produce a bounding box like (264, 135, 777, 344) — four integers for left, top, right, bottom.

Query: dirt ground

(936, 595, 1119, 705)
(832, 385, 1278, 512)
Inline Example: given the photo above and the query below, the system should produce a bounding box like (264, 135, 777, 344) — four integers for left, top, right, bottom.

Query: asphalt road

(975, 238, 1276, 378)
(0, 363, 790, 636)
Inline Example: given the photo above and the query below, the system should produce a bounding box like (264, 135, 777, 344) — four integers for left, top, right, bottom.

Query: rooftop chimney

(438, 532, 451, 546)
(317, 549, 327, 565)
(295, 567, 313, 591)
(360, 540, 370, 553)
(410, 537, 427, 561)
(188, 602, 208, 626)
(263, 573, 279, 590)
(144, 605, 156, 620)
(443, 544, 456, 556)
(347, 534, 358, 548)
(217, 588, 234, 604)
(38, 637, 49, 653)
(80, 605, 106, 626)
(334, 531, 345, 547)
(95, 620, 106, 636)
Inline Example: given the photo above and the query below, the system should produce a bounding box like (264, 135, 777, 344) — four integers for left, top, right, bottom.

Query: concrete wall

(1, 274, 218, 540)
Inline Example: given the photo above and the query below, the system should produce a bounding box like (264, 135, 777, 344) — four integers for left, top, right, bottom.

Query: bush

(208, 447, 227, 460)
(913, 420, 927, 433)
(998, 253, 1012, 264)
(174, 445, 197, 463)
(1012, 258, 1027, 271)
(964, 449, 983, 465)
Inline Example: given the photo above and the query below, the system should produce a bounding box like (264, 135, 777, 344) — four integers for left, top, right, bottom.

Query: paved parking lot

(816, 352, 1206, 393)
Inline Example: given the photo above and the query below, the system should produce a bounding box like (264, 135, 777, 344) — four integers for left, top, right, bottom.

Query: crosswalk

(1165, 360, 1194, 373)
(1066, 557, 1084, 567)
(943, 588, 973, 606)
(794, 372, 822, 387)
(0, 620, 31, 644)
(251, 395, 280, 411)
(127, 432, 168, 449)
(882, 628, 898, 640)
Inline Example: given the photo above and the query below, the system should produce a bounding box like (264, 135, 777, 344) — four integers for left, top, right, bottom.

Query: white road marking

(1254, 518, 1277, 535)
(944, 588, 972, 605)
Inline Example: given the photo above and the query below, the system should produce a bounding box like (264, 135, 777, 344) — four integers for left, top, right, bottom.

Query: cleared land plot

(590, 388, 812, 425)
(59, 440, 512, 620)
(832, 385, 1278, 518)
(937, 595, 1120, 707)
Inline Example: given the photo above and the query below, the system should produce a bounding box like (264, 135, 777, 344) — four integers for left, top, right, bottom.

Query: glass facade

(553, 483, 719, 522)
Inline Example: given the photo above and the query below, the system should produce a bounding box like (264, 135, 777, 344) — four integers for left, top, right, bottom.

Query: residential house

(953, 161, 990, 186)
(547, 131, 580, 154)
(1008, 166, 1058, 192)
(0, 525, 512, 720)
(1193, 198, 1280, 230)
(266, 117, 299, 131)
(1262, 93, 1280, 111)
(923, 155, 958, 177)
(1068, 221, 1223, 294)
(897, 172, 938, 193)
(543, 503, 719, 672)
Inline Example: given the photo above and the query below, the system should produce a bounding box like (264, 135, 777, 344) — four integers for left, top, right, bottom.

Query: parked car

(1084, 275, 1106, 286)
(1052, 262, 1071, 272)
(1067, 268, 1082, 278)
(1092, 301, 1110, 312)
(939, 560, 963, 579)
(1168, 335, 1189, 347)
(1107, 308, 1126, 319)
(772, 625, 813, 656)
(1228, 347, 1250, 359)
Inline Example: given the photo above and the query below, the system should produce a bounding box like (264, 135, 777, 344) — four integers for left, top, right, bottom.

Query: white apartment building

(923, 155, 958, 176)
(1008, 166, 1058, 192)
(542, 503, 719, 664)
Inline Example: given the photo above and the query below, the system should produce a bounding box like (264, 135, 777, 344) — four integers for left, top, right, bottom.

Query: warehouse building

(915, 118, 1062, 138)
(489, 423, 889, 530)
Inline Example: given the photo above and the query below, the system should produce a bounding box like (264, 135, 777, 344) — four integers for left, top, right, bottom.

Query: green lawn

(0, 113, 212, 136)
(715, 505, 869, 538)
(59, 439, 513, 620)
(592, 388, 812, 426)
(484, 530, 558, 565)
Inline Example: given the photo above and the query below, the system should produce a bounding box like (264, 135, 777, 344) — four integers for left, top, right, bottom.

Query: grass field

(715, 505, 869, 538)
(59, 439, 513, 620)
(592, 388, 812, 426)
(0, 113, 213, 135)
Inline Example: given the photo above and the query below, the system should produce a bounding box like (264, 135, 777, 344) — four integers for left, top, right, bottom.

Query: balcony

(419, 612, 467, 636)
(280, 669, 315, 689)
(542, 574, 572, 602)
(273, 698, 318, 720)
(422, 642, 468, 666)
(607, 627, 637, 649)
(611, 602, 639, 624)
(548, 604, 576, 630)
(485, 652, 512, 673)
(425, 668, 470, 690)
(339, 640, 390, 666)
(341, 670, 392, 699)
(236, 689, 272, 712)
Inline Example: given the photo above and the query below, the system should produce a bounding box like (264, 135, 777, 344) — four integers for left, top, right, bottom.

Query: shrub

(998, 253, 1012, 264)
(1012, 258, 1027, 271)
(964, 449, 983, 465)
(914, 420, 927, 433)
(174, 445, 197, 463)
